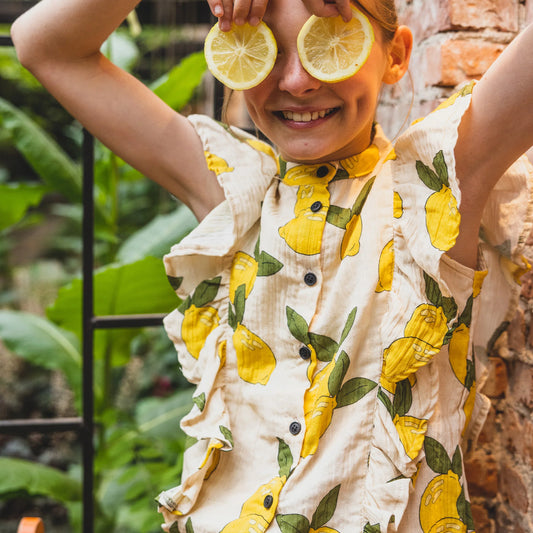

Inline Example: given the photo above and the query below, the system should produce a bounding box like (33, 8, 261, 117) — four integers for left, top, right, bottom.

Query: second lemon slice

(204, 21, 277, 90)
(297, 7, 375, 83)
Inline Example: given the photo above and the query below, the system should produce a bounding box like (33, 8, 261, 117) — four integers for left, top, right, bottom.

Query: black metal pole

(82, 129, 95, 533)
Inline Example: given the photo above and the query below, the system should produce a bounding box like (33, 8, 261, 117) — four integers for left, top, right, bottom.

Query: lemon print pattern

(420, 436, 473, 533)
(375, 239, 394, 293)
(179, 277, 222, 360)
(416, 151, 460, 252)
(228, 237, 283, 385)
(276, 484, 341, 533)
(382, 303, 448, 383)
(205, 151, 234, 176)
(279, 164, 335, 255)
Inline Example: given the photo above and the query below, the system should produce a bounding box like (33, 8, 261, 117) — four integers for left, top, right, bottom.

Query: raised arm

(11, 0, 224, 221)
(450, 24, 533, 267)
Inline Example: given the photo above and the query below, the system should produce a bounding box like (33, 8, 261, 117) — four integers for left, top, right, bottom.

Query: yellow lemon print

(199, 438, 224, 480)
(393, 191, 403, 218)
(229, 252, 259, 303)
(340, 143, 380, 177)
(220, 476, 286, 533)
(376, 239, 394, 292)
(404, 304, 448, 345)
(448, 323, 470, 385)
(340, 213, 363, 258)
(425, 185, 460, 251)
(205, 151, 234, 176)
(246, 138, 278, 163)
(472, 270, 487, 298)
(306, 344, 318, 382)
(233, 324, 276, 385)
(310, 528, 340, 533)
(427, 518, 467, 533)
(420, 471, 463, 533)
(393, 414, 428, 460)
(301, 361, 337, 458)
(182, 304, 220, 359)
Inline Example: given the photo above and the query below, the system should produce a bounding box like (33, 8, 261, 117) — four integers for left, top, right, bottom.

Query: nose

(277, 50, 321, 96)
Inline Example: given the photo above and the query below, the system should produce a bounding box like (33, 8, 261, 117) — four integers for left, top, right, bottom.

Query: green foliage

(0, 21, 206, 533)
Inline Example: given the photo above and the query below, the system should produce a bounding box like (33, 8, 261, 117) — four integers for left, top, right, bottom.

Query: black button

(316, 165, 329, 178)
(263, 495, 274, 509)
(310, 201, 322, 212)
(304, 272, 317, 286)
(289, 421, 301, 435)
(299, 346, 312, 360)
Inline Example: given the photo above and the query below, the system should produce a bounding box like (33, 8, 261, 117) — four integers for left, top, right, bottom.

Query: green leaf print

(458, 295, 474, 328)
(339, 306, 358, 346)
(276, 514, 310, 533)
(336, 377, 377, 409)
(465, 359, 475, 391)
(328, 351, 350, 397)
(363, 523, 381, 533)
(185, 517, 195, 533)
(378, 388, 394, 418)
(424, 272, 457, 322)
(228, 301, 237, 330)
(169, 521, 180, 533)
(326, 205, 352, 229)
(286, 306, 310, 345)
(351, 176, 376, 217)
(432, 151, 449, 188)
(233, 284, 246, 325)
(167, 275, 183, 291)
(392, 379, 412, 417)
(451, 445, 463, 478)
(277, 438, 294, 478)
(257, 250, 284, 276)
(178, 295, 192, 314)
(191, 277, 222, 308)
(424, 436, 452, 475)
(185, 435, 198, 450)
(457, 486, 475, 530)
(219, 425, 234, 447)
(309, 332, 338, 362)
(192, 392, 206, 412)
(310, 484, 340, 530)
(416, 160, 442, 193)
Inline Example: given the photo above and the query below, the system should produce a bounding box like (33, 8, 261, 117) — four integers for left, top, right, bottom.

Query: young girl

(11, 0, 533, 531)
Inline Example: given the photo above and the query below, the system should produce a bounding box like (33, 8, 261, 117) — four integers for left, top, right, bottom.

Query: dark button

(263, 495, 274, 509)
(299, 346, 312, 360)
(304, 272, 317, 286)
(289, 421, 301, 435)
(316, 165, 329, 178)
(310, 201, 323, 212)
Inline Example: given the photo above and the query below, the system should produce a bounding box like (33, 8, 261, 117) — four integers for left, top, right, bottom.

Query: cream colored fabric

(157, 85, 533, 533)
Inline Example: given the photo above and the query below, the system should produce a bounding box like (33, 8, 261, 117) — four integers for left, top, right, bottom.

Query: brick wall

(378, 2, 533, 531)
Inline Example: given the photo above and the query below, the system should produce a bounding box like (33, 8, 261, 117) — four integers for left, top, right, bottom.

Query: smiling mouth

(278, 108, 338, 122)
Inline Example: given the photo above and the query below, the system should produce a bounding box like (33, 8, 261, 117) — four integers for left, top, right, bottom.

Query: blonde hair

(356, 0, 398, 42)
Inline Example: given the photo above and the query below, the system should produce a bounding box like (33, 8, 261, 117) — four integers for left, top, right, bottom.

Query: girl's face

(243, 0, 400, 163)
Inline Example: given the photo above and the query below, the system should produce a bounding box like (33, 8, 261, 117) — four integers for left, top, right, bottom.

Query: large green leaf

(0, 183, 46, 231)
(150, 51, 207, 111)
(117, 205, 197, 263)
(0, 457, 81, 502)
(0, 97, 81, 201)
(47, 257, 178, 365)
(0, 310, 82, 409)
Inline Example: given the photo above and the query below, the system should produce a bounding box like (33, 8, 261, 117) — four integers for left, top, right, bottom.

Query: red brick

(500, 465, 529, 513)
(470, 503, 493, 533)
(520, 269, 533, 299)
(465, 452, 499, 498)
(508, 360, 533, 409)
(439, 39, 506, 87)
(477, 404, 497, 446)
(482, 357, 508, 398)
(448, 0, 519, 32)
(398, 0, 451, 42)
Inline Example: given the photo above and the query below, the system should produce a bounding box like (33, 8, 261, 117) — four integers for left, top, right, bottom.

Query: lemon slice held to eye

(204, 21, 277, 90)
(297, 6, 375, 83)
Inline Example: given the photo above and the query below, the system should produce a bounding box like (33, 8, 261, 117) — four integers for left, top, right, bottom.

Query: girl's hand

(301, 0, 353, 22)
(208, 0, 268, 31)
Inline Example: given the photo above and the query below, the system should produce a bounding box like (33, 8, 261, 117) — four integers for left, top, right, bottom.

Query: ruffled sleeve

(163, 114, 279, 299)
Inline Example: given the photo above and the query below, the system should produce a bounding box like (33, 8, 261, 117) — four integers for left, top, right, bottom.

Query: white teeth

(282, 108, 333, 122)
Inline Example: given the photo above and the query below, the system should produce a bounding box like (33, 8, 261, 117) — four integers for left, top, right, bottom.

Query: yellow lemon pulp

(182, 304, 220, 359)
(204, 21, 277, 90)
(229, 251, 259, 303)
(297, 6, 375, 83)
(420, 471, 463, 533)
(233, 324, 276, 385)
(425, 185, 460, 252)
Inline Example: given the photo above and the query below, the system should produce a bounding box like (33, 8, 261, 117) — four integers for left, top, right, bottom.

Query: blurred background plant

(0, 7, 210, 532)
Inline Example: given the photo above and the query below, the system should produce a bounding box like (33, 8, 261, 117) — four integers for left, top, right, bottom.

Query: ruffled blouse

(157, 83, 533, 533)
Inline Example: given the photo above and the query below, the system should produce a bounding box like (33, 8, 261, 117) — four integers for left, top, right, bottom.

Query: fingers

(302, 0, 353, 21)
(209, 0, 269, 31)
